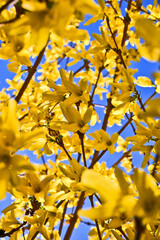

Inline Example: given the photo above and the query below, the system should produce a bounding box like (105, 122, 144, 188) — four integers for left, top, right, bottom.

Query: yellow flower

(24, 209, 50, 240)
(60, 68, 90, 105)
(8, 0, 97, 54)
(0, 34, 32, 66)
(131, 169, 160, 223)
(59, 103, 93, 133)
(79, 168, 160, 224)
(78, 169, 122, 220)
(135, 17, 160, 61)
(88, 129, 118, 154)
(43, 68, 90, 105)
(0, 153, 34, 200)
(26, 173, 54, 202)
(0, 99, 46, 199)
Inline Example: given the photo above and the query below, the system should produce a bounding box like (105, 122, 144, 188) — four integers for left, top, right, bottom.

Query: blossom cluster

(0, 0, 160, 239)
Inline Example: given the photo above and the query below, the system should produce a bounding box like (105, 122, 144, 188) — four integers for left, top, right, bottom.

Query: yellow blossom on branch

(88, 129, 118, 153)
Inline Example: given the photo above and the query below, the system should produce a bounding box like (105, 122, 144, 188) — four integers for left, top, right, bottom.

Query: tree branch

(59, 201, 69, 236)
(15, 44, 47, 103)
(63, 191, 85, 240)
(1, 221, 27, 237)
(78, 131, 87, 167)
(89, 195, 102, 240)
(0, 0, 18, 14)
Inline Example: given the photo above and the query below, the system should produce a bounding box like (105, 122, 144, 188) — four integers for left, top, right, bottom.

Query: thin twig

(0, 0, 18, 14)
(151, 154, 159, 177)
(41, 155, 48, 173)
(73, 60, 90, 76)
(59, 141, 72, 161)
(15, 43, 48, 103)
(135, 217, 145, 240)
(125, 113, 136, 133)
(144, 91, 157, 106)
(1, 221, 27, 237)
(89, 67, 104, 106)
(111, 149, 131, 168)
(78, 131, 87, 167)
(117, 226, 129, 240)
(59, 201, 69, 236)
(102, 97, 114, 131)
(77, 152, 82, 163)
(89, 196, 102, 240)
(121, 0, 132, 47)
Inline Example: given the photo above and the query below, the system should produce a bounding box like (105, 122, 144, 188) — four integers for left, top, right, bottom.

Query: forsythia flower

(43, 68, 90, 105)
(88, 129, 118, 153)
(79, 168, 160, 224)
(58, 103, 93, 133)
(8, 0, 97, 54)
(0, 100, 46, 199)
(24, 209, 50, 240)
(0, 34, 32, 66)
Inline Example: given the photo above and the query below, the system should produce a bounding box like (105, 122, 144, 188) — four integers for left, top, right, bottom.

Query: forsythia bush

(0, 0, 160, 239)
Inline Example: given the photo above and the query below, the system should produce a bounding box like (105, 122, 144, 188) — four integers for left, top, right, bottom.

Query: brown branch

(18, 113, 28, 121)
(106, 12, 147, 113)
(78, 131, 87, 167)
(121, 0, 132, 47)
(117, 226, 129, 240)
(56, 200, 65, 209)
(15, 44, 47, 103)
(105, 14, 127, 69)
(94, 193, 102, 204)
(89, 67, 104, 106)
(90, 97, 114, 167)
(118, 113, 133, 135)
(124, 0, 160, 20)
(73, 60, 90, 76)
(119, 0, 124, 8)
(89, 196, 102, 240)
(81, 220, 96, 226)
(105, 1, 118, 14)
(135, 217, 145, 240)
(31, 231, 39, 240)
(59, 201, 69, 236)
(77, 152, 82, 163)
(89, 115, 133, 169)
(102, 97, 114, 131)
(1, 221, 27, 237)
(89, 149, 107, 169)
(111, 149, 131, 168)
(151, 154, 159, 177)
(125, 113, 136, 133)
(0, 15, 19, 25)
(41, 155, 48, 173)
(135, 89, 146, 112)
(59, 140, 72, 161)
(144, 91, 157, 106)
(0, 0, 17, 13)
(63, 191, 85, 240)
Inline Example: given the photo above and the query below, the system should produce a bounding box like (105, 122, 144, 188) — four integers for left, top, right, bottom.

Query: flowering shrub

(0, 0, 160, 239)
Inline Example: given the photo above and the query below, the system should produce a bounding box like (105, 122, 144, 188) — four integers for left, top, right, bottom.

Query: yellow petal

(81, 169, 120, 202)
(97, 0, 105, 10)
(107, 218, 123, 229)
(0, 177, 7, 200)
(137, 76, 154, 87)
(83, 106, 93, 124)
(63, 27, 89, 44)
(79, 201, 116, 220)
(6, 99, 19, 136)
